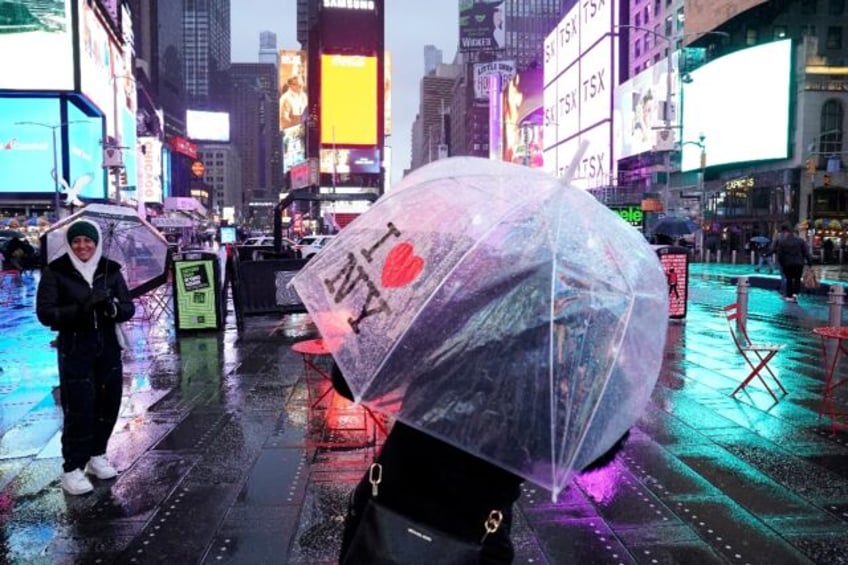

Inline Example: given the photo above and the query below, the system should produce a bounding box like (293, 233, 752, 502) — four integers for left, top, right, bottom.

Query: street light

(682, 135, 707, 253)
(15, 120, 86, 219)
(613, 26, 728, 212)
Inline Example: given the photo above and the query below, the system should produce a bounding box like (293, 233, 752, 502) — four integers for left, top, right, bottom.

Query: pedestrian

(754, 242, 774, 274)
(36, 220, 135, 495)
(773, 225, 813, 302)
(333, 364, 629, 564)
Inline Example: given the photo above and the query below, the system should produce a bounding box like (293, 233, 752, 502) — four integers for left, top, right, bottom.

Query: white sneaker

(61, 469, 94, 495)
(85, 455, 118, 479)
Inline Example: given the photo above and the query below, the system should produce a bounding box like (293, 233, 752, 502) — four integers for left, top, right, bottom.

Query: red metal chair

(723, 303, 787, 402)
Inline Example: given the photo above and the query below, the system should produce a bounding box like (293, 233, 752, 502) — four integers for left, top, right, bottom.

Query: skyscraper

(259, 31, 278, 65)
(183, 0, 231, 104)
(424, 44, 443, 75)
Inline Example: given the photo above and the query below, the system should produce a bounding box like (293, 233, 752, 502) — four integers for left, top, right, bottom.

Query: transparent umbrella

(42, 203, 171, 298)
(291, 157, 669, 499)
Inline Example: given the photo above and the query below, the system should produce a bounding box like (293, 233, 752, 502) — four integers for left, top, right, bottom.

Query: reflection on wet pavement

(0, 264, 847, 563)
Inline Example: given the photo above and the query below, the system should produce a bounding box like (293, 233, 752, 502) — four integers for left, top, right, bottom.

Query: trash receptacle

(172, 250, 224, 331)
(654, 245, 689, 319)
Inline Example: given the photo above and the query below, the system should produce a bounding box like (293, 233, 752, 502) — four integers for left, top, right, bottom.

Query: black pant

(783, 264, 804, 299)
(58, 331, 123, 472)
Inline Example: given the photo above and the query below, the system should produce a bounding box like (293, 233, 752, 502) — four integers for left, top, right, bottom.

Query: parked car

(295, 235, 335, 259)
(236, 236, 299, 261)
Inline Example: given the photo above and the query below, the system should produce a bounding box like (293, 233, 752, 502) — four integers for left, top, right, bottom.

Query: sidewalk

(0, 264, 847, 564)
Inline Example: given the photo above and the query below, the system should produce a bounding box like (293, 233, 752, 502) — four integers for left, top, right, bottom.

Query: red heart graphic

(382, 242, 424, 288)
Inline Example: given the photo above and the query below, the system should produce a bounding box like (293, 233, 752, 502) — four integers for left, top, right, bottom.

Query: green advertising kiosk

(172, 251, 224, 331)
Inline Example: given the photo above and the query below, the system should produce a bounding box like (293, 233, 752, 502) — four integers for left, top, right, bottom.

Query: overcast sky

(230, 0, 459, 187)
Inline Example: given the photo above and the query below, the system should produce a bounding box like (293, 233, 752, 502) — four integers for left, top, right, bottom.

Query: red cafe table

(811, 326, 848, 432)
(291, 338, 334, 408)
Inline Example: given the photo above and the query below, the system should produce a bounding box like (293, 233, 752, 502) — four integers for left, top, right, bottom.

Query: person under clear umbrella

(36, 220, 135, 495)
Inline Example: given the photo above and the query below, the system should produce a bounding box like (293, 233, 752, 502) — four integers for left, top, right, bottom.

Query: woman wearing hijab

(36, 220, 135, 495)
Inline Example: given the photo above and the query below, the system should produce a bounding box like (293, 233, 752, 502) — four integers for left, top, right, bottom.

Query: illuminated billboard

(79, 0, 117, 134)
(503, 67, 543, 168)
(186, 110, 231, 142)
(138, 137, 163, 203)
(67, 101, 106, 199)
(542, 0, 617, 189)
(283, 123, 307, 173)
(0, 0, 74, 91)
(279, 49, 308, 132)
(614, 54, 679, 159)
(0, 97, 61, 193)
(681, 39, 791, 172)
(320, 148, 380, 174)
(473, 60, 516, 101)
(459, 1, 505, 52)
(320, 54, 378, 145)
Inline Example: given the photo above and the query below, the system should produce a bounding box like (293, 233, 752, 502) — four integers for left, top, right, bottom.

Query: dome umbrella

(291, 157, 669, 500)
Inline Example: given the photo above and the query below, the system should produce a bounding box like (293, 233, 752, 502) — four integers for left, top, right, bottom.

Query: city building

(197, 144, 242, 220)
(228, 63, 283, 221)
(183, 0, 231, 105)
(424, 44, 443, 74)
(411, 64, 459, 169)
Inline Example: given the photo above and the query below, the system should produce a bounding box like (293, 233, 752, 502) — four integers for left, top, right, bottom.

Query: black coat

(36, 254, 135, 335)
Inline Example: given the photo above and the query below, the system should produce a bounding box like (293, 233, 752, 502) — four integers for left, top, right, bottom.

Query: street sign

(191, 160, 206, 177)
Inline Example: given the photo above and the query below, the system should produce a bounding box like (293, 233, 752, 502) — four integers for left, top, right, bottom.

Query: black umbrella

(0, 229, 24, 239)
(653, 216, 699, 237)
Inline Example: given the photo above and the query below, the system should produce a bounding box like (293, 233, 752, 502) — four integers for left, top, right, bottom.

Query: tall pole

(51, 127, 60, 219)
(663, 41, 673, 213)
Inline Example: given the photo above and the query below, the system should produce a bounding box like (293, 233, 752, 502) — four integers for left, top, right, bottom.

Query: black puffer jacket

(36, 254, 135, 333)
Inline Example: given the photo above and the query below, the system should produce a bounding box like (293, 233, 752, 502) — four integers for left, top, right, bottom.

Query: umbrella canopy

(750, 236, 770, 245)
(291, 157, 669, 499)
(42, 204, 171, 298)
(653, 216, 699, 237)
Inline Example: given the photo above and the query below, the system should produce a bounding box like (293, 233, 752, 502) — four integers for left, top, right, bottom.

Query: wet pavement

(1, 261, 848, 564)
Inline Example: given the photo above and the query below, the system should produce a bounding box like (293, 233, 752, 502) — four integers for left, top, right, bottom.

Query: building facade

(228, 63, 283, 218)
(183, 0, 231, 105)
(197, 143, 242, 220)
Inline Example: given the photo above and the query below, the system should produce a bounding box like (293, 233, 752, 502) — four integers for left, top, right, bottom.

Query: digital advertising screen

(319, 148, 380, 174)
(186, 110, 231, 142)
(459, 0, 505, 53)
(320, 54, 378, 146)
(219, 226, 236, 244)
(67, 101, 106, 199)
(283, 123, 307, 173)
(138, 137, 163, 204)
(0, 97, 61, 193)
(543, 0, 618, 186)
(79, 0, 117, 133)
(681, 39, 791, 172)
(503, 67, 543, 168)
(279, 49, 308, 132)
(0, 0, 74, 91)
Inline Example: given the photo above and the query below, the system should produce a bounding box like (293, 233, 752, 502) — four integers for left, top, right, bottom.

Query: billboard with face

(459, 0, 505, 52)
(503, 67, 543, 167)
(320, 54, 378, 146)
(0, 0, 74, 91)
(614, 54, 679, 160)
(279, 49, 308, 132)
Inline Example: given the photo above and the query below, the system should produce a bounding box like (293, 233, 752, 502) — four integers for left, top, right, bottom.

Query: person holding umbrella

(36, 220, 135, 495)
(773, 225, 813, 302)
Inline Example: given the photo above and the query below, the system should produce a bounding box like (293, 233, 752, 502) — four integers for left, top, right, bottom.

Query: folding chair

(723, 303, 787, 402)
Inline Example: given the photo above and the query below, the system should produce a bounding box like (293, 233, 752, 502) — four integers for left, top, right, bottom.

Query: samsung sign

(543, 0, 617, 189)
